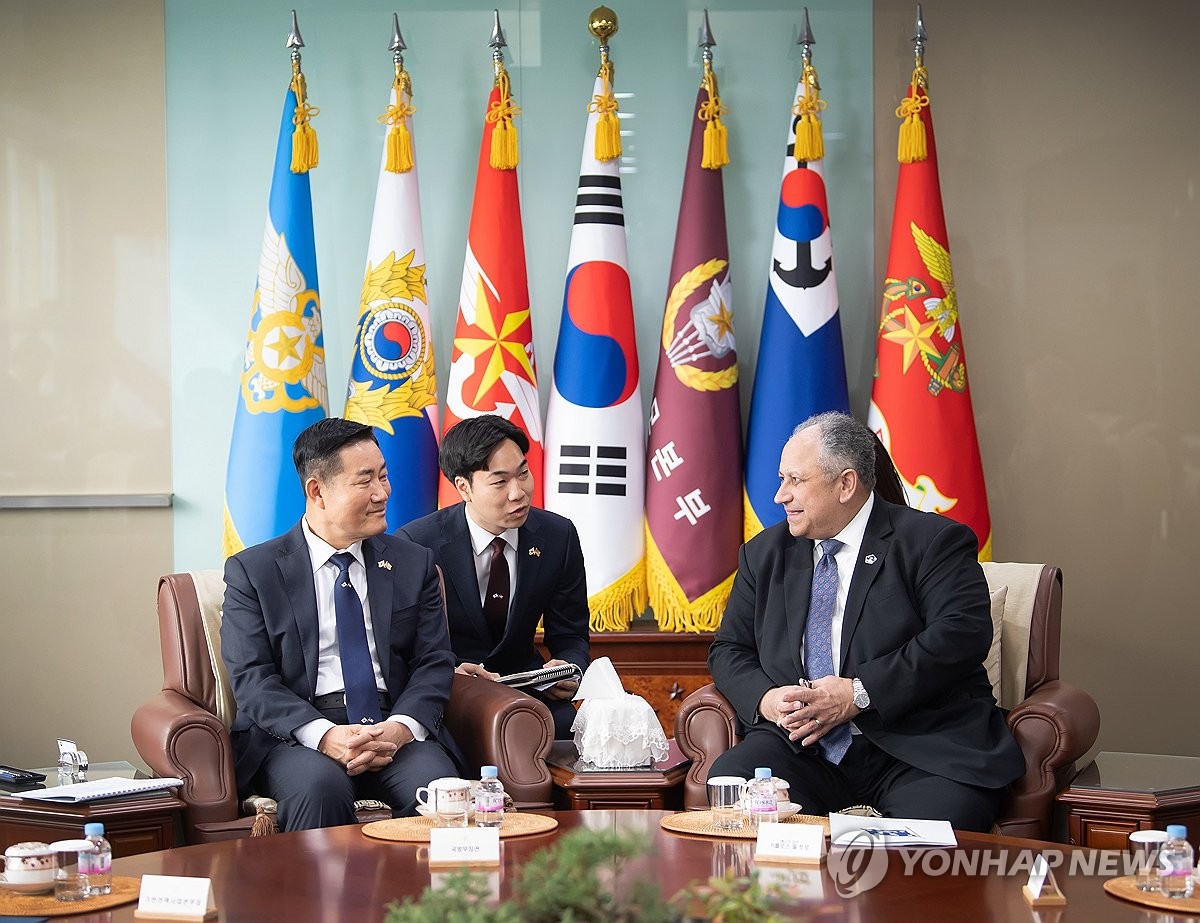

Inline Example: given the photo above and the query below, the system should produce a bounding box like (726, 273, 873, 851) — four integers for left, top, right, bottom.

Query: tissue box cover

(572, 694, 670, 769)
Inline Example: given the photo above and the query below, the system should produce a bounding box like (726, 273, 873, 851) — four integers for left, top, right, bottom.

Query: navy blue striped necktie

(330, 552, 382, 725)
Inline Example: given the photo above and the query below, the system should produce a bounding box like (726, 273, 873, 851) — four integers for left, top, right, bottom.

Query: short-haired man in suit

(398, 414, 590, 739)
(709, 411, 1024, 832)
(221, 418, 460, 831)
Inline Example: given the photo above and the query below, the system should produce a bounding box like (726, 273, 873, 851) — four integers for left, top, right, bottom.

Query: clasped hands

(455, 658, 579, 701)
(759, 677, 859, 746)
(318, 721, 414, 776)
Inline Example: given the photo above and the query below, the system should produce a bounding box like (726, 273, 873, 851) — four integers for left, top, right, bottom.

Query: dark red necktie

(483, 537, 509, 641)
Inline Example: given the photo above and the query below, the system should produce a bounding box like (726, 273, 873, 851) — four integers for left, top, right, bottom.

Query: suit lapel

(363, 537, 394, 690)
(511, 512, 544, 639)
(440, 506, 491, 642)
(784, 537, 815, 680)
(278, 525, 321, 696)
(840, 498, 893, 659)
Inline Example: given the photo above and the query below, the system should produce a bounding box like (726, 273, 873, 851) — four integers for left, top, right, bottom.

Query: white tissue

(571, 656, 625, 701)
(570, 658, 669, 769)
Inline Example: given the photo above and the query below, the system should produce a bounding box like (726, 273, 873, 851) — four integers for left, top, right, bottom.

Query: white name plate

(133, 874, 217, 921)
(754, 822, 826, 865)
(428, 826, 501, 867)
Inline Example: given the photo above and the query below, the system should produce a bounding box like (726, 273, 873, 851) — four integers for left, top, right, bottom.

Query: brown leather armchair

(674, 563, 1100, 841)
(131, 570, 554, 844)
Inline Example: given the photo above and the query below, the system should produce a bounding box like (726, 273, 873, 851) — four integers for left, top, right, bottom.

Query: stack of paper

(16, 776, 183, 804)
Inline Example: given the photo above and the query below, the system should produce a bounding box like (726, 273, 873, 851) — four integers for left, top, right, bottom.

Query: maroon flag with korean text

(644, 75, 743, 633)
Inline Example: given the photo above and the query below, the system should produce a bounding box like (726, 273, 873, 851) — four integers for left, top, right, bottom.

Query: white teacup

(3, 841, 55, 884)
(416, 777, 472, 827)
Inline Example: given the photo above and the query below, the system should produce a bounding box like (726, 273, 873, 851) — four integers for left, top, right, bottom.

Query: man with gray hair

(709, 411, 1022, 831)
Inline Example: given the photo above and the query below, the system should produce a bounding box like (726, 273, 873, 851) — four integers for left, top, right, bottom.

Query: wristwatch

(851, 678, 870, 710)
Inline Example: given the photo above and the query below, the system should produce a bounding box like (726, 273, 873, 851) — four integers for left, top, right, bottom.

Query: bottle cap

(481, 765, 498, 778)
(83, 823, 104, 837)
(1166, 824, 1188, 838)
(754, 767, 772, 779)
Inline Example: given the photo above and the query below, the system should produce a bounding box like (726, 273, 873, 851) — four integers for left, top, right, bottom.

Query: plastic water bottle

(745, 767, 779, 828)
(1159, 824, 1195, 898)
(80, 822, 112, 896)
(474, 765, 505, 828)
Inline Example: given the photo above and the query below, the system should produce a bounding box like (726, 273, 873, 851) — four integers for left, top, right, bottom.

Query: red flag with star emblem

(440, 83, 543, 507)
(867, 66, 992, 559)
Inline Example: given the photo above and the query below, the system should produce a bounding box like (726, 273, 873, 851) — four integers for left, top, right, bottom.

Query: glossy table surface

(51, 811, 1172, 921)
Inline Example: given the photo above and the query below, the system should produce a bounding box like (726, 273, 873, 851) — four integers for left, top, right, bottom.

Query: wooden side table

(1056, 752, 1200, 851)
(547, 740, 690, 811)
(0, 762, 183, 857)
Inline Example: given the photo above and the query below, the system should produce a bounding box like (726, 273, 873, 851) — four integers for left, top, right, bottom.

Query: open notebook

(497, 662, 583, 691)
(16, 776, 183, 804)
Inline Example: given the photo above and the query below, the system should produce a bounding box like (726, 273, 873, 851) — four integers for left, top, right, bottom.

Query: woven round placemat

(362, 812, 559, 843)
(1103, 874, 1200, 913)
(661, 810, 830, 839)
(0, 875, 140, 917)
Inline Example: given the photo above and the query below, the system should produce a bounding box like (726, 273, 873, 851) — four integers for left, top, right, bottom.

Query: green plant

(384, 828, 783, 923)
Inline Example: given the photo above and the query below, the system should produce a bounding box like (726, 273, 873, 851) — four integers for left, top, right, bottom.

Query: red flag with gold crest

(867, 59, 992, 559)
(440, 61, 544, 507)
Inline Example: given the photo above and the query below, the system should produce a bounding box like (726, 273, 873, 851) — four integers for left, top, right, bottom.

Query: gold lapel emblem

(528, 547, 541, 557)
(377, 560, 393, 570)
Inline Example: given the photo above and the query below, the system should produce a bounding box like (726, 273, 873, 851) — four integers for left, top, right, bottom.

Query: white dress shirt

(463, 507, 519, 617)
(293, 519, 428, 750)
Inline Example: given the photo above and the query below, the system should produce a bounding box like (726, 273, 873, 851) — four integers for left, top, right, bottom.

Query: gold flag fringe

(221, 505, 244, 559)
(590, 59, 621, 162)
(645, 524, 734, 633)
(380, 68, 415, 174)
(698, 61, 730, 170)
(289, 69, 319, 174)
(487, 63, 521, 170)
(587, 558, 647, 632)
(896, 65, 930, 164)
(792, 61, 827, 163)
(742, 486, 765, 543)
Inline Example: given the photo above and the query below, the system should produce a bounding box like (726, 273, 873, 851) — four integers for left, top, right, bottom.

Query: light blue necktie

(330, 552, 382, 725)
(803, 539, 851, 764)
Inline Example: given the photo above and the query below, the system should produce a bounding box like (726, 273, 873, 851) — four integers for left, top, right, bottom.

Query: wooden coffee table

(94, 810, 1157, 921)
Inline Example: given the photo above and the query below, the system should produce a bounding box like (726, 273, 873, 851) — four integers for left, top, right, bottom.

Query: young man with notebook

(398, 415, 590, 739)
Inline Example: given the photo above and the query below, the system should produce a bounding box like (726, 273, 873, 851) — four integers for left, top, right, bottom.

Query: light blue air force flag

(223, 87, 328, 557)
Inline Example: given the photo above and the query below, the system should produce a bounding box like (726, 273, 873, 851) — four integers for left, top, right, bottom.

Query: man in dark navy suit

(709, 412, 1023, 832)
(221, 419, 459, 831)
(399, 415, 590, 739)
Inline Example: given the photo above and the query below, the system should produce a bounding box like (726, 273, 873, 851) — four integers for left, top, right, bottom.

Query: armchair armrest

(998, 680, 1101, 840)
(131, 690, 240, 842)
(673, 683, 741, 810)
(445, 674, 554, 809)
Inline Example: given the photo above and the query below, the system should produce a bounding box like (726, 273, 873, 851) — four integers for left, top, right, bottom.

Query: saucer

(0, 873, 55, 894)
(415, 804, 475, 820)
(777, 801, 802, 820)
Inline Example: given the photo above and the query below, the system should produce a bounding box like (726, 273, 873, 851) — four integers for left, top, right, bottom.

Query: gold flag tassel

(289, 65, 319, 174)
(896, 65, 930, 164)
(793, 60, 827, 163)
(379, 65, 415, 174)
(487, 62, 520, 170)
(698, 60, 730, 169)
(590, 57, 621, 162)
